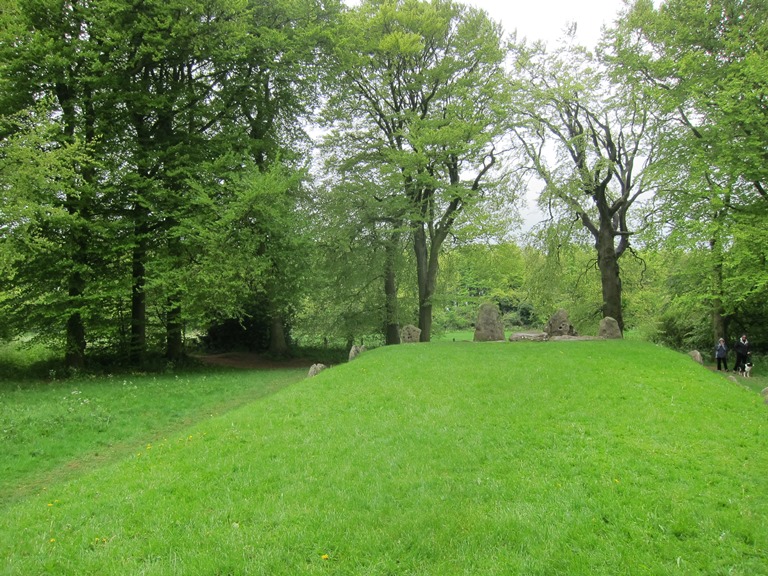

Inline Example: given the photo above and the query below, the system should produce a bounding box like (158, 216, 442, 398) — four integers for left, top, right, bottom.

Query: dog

(743, 362, 753, 378)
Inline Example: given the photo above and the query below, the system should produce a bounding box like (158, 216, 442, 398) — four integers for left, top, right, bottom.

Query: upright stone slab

(545, 309, 577, 337)
(473, 303, 505, 342)
(308, 363, 327, 377)
(598, 316, 622, 339)
(400, 324, 422, 343)
(349, 345, 367, 361)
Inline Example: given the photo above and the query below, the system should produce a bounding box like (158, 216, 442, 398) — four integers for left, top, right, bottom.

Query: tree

(612, 0, 768, 343)
(323, 0, 514, 341)
(1, 0, 338, 367)
(0, 102, 92, 350)
(0, 0, 106, 368)
(617, 0, 768, 204)
(509, 39, 660, 333)
(210, 0, 341, 355)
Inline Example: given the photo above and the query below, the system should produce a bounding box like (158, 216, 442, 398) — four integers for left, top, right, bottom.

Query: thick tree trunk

(269, 314, 289, 356)
(708, 193, 731, 342)
(384, 238, 400, 345)
(712, 300, 726, 345)
(596, 225, 624, 333)
(710, 236, 727, 343)
(59, 83, 90, 370)
(64, 206, 88, 369)
(414, 224, 444, 342)
(129, 105, 152, 367)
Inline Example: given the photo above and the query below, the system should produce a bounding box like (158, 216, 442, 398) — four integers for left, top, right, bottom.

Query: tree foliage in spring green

(298, 162, 415, 346)
(436, 242, 530, 330)
(617, 0, 768, 203)
(322, 0, 515, 342)
(509, 38, 662, 333)
(0, 102, 94, 351)
(612, 0, 768, 345)
(0, 0, 340, 368)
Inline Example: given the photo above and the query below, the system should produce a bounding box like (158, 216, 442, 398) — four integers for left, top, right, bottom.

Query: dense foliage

(1, 0, 766, 370)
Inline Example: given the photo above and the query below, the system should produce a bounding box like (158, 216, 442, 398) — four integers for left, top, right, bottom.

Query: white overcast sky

(342, 1, 630, 48)
(464, 0, 629, 48)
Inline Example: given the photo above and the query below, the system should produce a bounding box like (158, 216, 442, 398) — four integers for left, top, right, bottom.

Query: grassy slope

(0, 368, 306, 504)
(2, 341, 767, 575)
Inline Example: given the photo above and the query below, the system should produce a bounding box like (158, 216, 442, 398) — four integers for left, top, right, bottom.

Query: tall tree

(1, 0, 340, 366)
(323, 0, 513, 341)
(308, 155, 411, 345)
(612, 0, 768, 342)
(509, 39, 660, 332)
(617, 0, 768, 204)
(0, 0, 105, 368)
(217, 0, 340, 355)
(96, 0, 253, 363)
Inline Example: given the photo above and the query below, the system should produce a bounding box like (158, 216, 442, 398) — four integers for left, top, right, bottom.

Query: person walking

(734, 334, 751, 373)
(715, 338, 728, 371)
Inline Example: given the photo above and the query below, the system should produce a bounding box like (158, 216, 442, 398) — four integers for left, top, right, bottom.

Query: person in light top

(715, 337, 728, 371)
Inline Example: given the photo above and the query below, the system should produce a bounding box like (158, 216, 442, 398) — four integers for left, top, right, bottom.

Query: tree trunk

(130, 214, 148, 367)
(269, 314, 289, 356)
(64, 199, 88, 369)
(414, 224, 444, 342)
(709, 191, 730, 343)
(710, 236, 727, 343)
(596, 224, 624, 333)
(414, 225, 432, 341)
(166, 300, 183, 362)
(269, 313, 290, 356)
(63, 193, 88, 368)
(384, 237, 400, 345)
(58, 82, 89, 370)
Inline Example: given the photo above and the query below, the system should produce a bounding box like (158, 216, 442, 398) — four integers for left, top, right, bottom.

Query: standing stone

(400, 324, 421, 343)
(349, 345, 367, 361)
(545, 309, 577, 337)
(598, 317, 623, 339)
(308, 363, 328, 377)
(473, 303, 505, 342)
(688, 350, 703, 365)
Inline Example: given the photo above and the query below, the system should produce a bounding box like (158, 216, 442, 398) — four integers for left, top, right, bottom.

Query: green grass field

(2, 341, 767, 575)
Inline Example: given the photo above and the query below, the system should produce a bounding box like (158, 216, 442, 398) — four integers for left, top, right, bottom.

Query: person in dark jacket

(715, 338, 728, 371)
(734, 334, 751, 373)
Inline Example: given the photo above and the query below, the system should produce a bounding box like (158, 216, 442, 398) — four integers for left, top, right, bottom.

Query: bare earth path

(195, 352, 315, 371)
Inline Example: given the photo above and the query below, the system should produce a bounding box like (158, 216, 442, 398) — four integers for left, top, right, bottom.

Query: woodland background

(1, 0, 766, 371)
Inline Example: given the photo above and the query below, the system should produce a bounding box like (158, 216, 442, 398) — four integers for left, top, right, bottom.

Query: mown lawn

(1, 340, 767, 575)
(0, 366, 306, 505)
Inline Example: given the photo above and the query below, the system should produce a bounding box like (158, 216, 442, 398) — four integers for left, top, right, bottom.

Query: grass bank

(2, 340, 767, 575)
(0, 367, 306, 505)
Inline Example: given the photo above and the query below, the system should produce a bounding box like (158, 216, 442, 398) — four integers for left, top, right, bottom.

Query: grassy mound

(2, 341, 767, 575)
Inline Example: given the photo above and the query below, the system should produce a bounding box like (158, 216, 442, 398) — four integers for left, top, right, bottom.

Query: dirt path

(195, 352, 315, 371)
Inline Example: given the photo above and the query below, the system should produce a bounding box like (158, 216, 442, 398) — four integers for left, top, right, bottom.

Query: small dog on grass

(743, 362, 753, 378)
